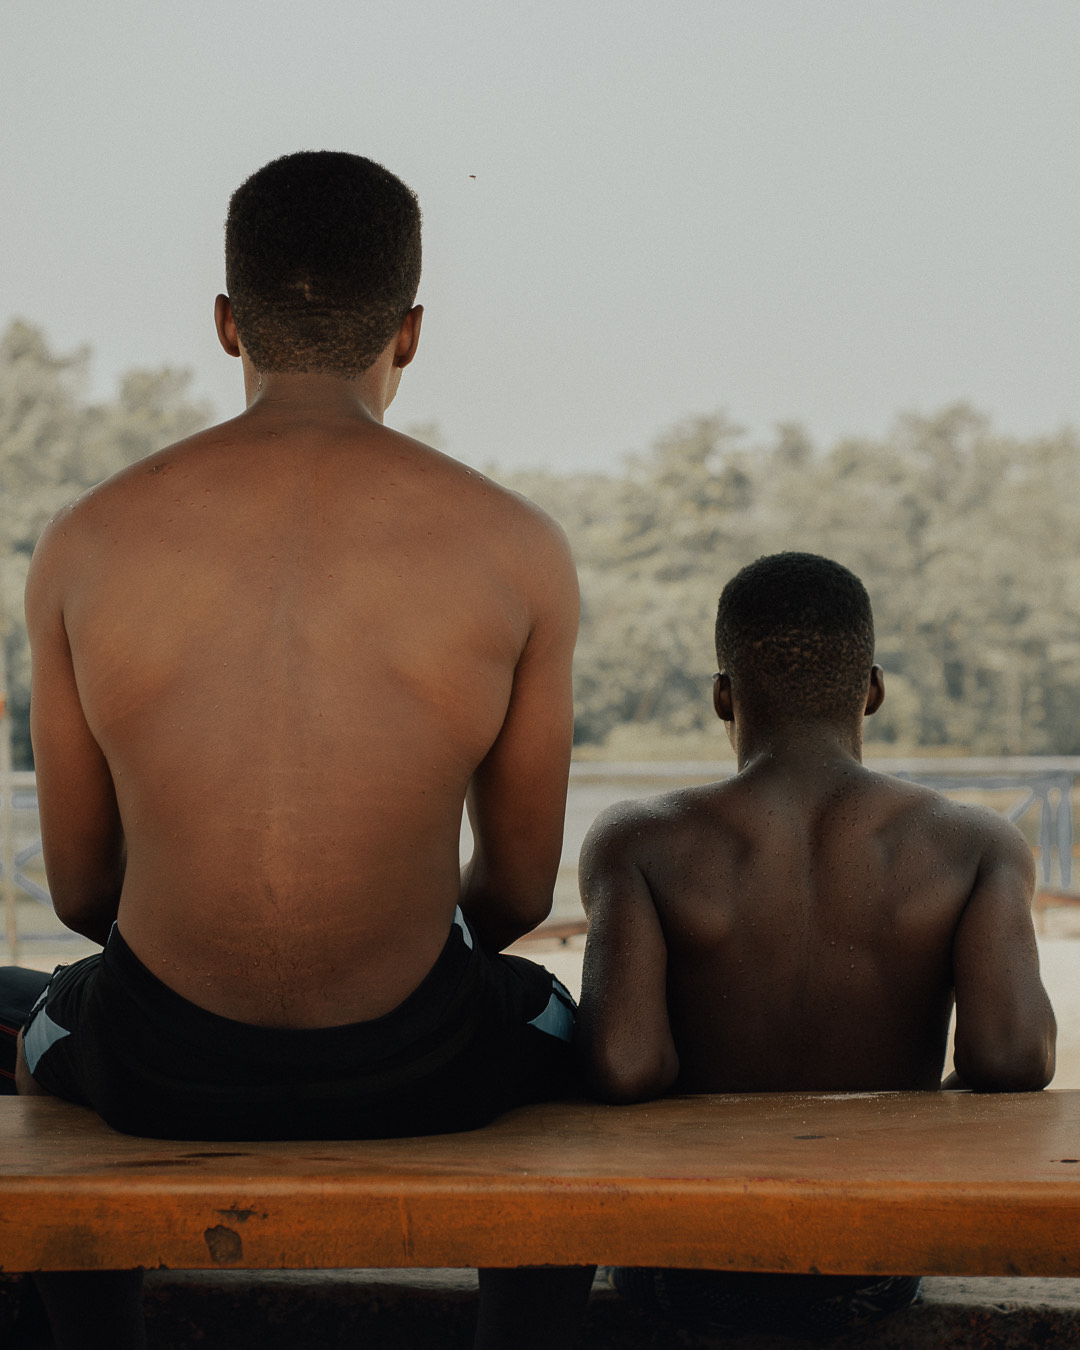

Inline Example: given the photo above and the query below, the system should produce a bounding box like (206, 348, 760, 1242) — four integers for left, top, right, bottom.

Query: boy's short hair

(715, 553, 875, 720)
(224, 150, 422, 378)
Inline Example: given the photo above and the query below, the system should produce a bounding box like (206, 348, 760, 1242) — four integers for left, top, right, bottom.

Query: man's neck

(240, 363, 396, 424)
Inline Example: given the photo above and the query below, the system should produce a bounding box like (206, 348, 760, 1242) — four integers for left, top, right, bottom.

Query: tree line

(3, 320, 1080, 763)
(507, 409, 1080, 754)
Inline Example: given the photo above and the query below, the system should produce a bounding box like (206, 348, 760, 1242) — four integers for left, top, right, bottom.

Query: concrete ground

(4, 1269, 1080, 1349)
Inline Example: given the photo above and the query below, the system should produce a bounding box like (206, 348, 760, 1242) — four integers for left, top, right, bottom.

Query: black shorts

(0, 966, 52, 1094)
(22, 910, 579, 1140)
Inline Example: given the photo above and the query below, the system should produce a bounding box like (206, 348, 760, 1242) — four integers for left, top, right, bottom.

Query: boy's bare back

(580, 553, 1054, 1102)
(582, 759, 1046, 1095)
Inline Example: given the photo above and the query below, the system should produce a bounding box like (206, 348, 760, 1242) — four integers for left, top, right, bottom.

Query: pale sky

(3, 1, 1078, 472)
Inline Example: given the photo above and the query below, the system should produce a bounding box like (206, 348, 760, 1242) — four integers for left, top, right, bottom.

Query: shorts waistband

(103, 913, 482, 1068)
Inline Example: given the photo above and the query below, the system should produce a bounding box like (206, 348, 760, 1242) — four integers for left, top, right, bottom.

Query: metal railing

(6, 758, 1080, 963)
(568, 755, 1080, 891)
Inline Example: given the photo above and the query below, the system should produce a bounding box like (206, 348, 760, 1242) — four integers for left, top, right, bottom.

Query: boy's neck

(732, 719, 865, 774)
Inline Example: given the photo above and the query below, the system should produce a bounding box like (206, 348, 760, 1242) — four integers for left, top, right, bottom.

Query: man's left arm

(26, 519, 125, 946)
(459, 514, 579, 950)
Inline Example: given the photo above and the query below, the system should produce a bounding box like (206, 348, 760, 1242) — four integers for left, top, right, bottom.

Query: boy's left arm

(578, 809, 679, 1103)
(950, 813, 1056, 1091)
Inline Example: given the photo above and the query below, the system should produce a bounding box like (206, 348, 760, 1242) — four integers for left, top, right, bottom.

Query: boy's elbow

(584, 1040, 679, 1106)
(955, 1055, 1054, 1093)
(954, 1020, 1056, 1092)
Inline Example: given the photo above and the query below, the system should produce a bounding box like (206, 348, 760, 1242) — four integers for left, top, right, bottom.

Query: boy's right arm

(950, 813, 1056, 1091)
(578, 808, 679, 1104)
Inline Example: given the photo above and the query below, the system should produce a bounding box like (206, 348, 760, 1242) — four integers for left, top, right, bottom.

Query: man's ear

(713, 673, 734, 722)
(393, 304, 423, 369)
(865, 664, 885, 716)
(215, 295, 241, 358)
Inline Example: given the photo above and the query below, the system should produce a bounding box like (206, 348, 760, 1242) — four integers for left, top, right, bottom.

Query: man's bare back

(27, 390, 577, 1028)
(579, 553, 1055, 1103)
(12, 147, 591, 1350)
(22, 154, 578, 1033)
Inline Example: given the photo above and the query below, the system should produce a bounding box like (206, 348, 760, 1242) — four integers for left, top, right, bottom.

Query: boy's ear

(865, 665, 885, 716)
(393, 304, 423, 369)
(713, 673, 734, 722)
(215, 294, 241, 358)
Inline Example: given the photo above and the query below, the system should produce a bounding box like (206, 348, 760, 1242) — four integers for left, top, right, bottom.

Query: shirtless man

(578, 551, 1055, 1339)
(13, 151, 588, 1348)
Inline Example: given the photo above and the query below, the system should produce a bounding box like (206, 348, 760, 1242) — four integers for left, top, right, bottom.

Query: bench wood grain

(2, 1091, 1078, 1276)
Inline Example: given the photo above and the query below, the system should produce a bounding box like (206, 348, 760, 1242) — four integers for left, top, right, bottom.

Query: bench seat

(2, 1091, 1078, 1276)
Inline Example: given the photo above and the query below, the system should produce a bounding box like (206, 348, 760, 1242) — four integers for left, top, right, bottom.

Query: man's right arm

(950, 813, 1056, 1091)
(25, 514, 126, 946)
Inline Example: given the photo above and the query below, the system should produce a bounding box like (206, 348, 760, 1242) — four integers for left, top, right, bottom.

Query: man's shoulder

(29, 421, 217, 558)
(423, 442, 571, 546)
(26, 411, 274, 617)
(422, 452, 579, 629)
(382, 429, 574, 564)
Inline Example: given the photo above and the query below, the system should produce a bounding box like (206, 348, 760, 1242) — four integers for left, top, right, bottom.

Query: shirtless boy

(11, 151, 588, 1348)
(578, 551, 1056, 1338)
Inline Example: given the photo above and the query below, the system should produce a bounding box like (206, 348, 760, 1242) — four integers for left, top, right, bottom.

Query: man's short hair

(715, 552, 875, 721)
(224, 150, 422, 378)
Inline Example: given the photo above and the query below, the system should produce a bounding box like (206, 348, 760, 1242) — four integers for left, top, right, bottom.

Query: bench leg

(14, 1022, 147, 1349)
(475, 1266, 595, 1350)
(31, 1271, 146, 1350)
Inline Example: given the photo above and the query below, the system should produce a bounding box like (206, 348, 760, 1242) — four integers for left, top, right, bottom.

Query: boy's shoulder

(580, 768, 1032, 878)
(579, 779, 740, 869)
(860, 767, 1033, 860)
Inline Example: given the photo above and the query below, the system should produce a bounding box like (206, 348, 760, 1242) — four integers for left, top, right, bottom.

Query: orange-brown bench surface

(2, 1091, 1078, 1276)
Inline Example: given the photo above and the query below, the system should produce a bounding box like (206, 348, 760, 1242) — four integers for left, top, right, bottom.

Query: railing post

(1059, 780, 1074, 890)
(1038, 787, 1055, 886)
(0, 691, 17, 965)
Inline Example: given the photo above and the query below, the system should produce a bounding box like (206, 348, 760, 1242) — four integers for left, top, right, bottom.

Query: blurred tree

(0, 321, 212, 765)
(5, 324, 1078, 761)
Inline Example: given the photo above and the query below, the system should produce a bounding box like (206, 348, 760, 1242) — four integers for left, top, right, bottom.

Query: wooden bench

(2, 1090, 1079, 1278)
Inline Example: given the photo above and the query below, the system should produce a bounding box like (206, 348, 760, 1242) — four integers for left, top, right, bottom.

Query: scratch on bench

(398, 1196, 414, 1262)
(217, 1207, 264, 1224)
